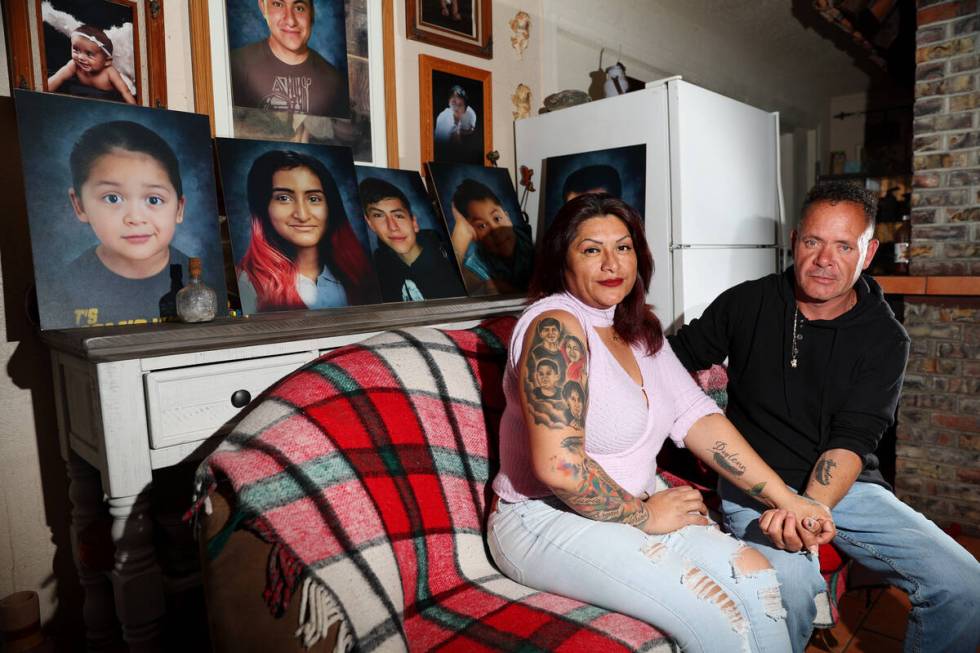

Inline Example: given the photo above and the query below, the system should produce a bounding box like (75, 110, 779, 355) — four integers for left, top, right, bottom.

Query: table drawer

(144, 352, 316, 449)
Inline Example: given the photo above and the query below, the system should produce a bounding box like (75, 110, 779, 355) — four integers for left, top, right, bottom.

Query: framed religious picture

(13, 90, 227, 330)
(405, 0, 491, 59)
(3, 0, 167, 107)
(190, 0, 398, 166)
(426, 161, 532, 297)
(215, 137, 381, 314)
(354, 165, 466, 303)
(540, 144, 647, 235)
(419, 54, 491, 167)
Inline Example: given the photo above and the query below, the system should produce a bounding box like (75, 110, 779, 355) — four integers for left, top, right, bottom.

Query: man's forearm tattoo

(814, 458, 837, 486)
(550, 436, 649, 527)
(523, 317, 588, 430)
(710, 440, 746, 476)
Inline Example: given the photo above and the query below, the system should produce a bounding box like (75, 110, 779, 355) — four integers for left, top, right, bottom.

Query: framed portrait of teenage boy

(190, 0, 398, 166)
(419, 54, 492, 168)
(2, 0, 167, 107)
(405, 0, 491, 58)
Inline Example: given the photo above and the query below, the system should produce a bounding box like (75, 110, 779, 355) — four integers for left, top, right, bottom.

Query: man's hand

(759, 494, 835, 553)
(640, 486, 710, 535)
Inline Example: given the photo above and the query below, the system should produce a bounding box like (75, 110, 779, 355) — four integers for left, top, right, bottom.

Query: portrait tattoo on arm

(523, 317, 588, 430)
(814, 458, 837, 486)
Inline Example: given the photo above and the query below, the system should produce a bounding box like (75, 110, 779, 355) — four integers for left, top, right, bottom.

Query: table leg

(108, 492, 165, 653)
(65, 452, 117, 650)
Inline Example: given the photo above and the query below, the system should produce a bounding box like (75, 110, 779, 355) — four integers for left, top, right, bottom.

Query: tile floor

(805, 534, 980, 652)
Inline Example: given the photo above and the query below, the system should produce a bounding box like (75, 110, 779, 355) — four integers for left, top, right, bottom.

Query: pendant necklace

(790, 306, 803, 368)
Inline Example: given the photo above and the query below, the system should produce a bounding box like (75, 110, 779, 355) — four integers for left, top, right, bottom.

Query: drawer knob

(230, 389, 252, 408)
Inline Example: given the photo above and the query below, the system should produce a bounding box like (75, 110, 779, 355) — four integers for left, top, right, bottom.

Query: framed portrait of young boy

(420, 54, 492, 167)
(14, 90, 227, 330)
(426, 161, 532, 297)
(3, 0, 167, 107)
(354, 165, 466, 304)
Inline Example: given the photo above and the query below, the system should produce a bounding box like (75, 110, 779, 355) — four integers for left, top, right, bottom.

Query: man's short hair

(537, 317, 561, 333)
(562, 164, 622, 199)
(358, 177, 411, 214)
(452, 179, 502, 219)
(801, 180, 877, 233)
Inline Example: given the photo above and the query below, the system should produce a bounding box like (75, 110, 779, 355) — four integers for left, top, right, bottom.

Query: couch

(195, 318, 845, 651)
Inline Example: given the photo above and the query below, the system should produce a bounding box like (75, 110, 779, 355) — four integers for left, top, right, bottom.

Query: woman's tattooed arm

(521, 312, 649, 529)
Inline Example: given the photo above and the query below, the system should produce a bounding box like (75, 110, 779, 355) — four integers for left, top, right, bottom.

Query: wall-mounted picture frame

(3, 0, 167, 107)
(14, 90, 226, 330)
(405, 0, 491, 59)
(190, 0, 398, 167)
(419, 54, 491, 167)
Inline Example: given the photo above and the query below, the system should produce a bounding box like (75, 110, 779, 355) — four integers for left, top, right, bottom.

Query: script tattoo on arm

(550, 436, 650, 527)
(710, 440, 747, 477)
(522, 316, 588, 430)
(814, 458, 837, 486)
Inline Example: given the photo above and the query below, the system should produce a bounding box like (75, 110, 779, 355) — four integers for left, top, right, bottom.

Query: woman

(488, 194, 834, 652)
(237, 150, 378, 312)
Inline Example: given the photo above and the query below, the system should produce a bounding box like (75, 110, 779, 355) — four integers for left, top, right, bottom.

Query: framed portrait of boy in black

(420, 54, 492, 168)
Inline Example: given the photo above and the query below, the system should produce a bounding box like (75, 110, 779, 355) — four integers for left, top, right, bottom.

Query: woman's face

(267, 166, 328, 250)
(567, 389, 583, 419)
(564, 215, 637, 310)
(565, 338, 582, 362)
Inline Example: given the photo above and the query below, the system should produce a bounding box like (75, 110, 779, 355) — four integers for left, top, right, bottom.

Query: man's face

(449, 95, 466, 121)
(261, 0, 313, 55)
(365, 197, 420, 259)
(539, 324, 560, 347)
(792, 200, 878, 305)
(465, 198, 515, 258)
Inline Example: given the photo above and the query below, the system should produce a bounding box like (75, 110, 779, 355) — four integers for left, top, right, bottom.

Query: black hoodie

(667, 267, 910, 491)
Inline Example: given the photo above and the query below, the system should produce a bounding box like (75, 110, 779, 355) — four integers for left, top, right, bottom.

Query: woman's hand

(760, 494, 835, 553)
(639, 486, 710, 535)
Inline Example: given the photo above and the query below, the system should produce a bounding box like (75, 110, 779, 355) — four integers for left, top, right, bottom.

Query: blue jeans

(487, 496, 791, 653)
(720, 479, 980, 653)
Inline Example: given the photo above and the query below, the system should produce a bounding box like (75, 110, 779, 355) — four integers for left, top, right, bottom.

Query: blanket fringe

(295, 575, 353, 652)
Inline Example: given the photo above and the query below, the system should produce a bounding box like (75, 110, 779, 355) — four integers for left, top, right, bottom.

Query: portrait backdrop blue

(226, 0, 349, 76)
(541, 144, 647, 234)
(14, 90, 227, 329)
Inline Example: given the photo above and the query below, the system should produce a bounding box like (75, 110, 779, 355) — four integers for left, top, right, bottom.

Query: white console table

(42, 296, 524, 651)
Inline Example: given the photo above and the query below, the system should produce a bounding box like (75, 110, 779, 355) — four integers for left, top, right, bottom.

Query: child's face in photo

(535, 363, 558, 392)
(261, 0, 313, 55)
(70, 35, 109, 74)
(365, 197, 420, 257)
(267, 166, 327, 250)
(465, 198, 516, 258)
(69, 149, 185, 272)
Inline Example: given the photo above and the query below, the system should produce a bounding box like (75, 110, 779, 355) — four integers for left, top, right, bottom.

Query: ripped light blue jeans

(487, 496, 791, 653)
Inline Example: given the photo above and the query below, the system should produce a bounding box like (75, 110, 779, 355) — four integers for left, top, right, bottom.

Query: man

(230, 0, 349, 119)
(358, 177, 464, 302)
(668, 180, 980, 652)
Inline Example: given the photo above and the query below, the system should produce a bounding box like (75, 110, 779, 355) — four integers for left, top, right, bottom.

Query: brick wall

(898, 0, 980, 535)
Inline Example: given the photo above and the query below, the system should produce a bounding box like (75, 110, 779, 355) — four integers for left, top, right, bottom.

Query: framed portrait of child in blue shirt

(14, 90, 227, 330)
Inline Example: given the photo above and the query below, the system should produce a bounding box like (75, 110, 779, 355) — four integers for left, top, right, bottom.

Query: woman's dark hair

(70, 121, 182, 196)
(240, 150, 373, 308)
(528, 193, 663, 355)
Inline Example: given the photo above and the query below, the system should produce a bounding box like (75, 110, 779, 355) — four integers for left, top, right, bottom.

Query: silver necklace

(790, 306, 803, 368)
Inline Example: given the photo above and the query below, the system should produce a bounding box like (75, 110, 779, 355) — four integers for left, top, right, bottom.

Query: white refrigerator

(515, 78, 783, 332)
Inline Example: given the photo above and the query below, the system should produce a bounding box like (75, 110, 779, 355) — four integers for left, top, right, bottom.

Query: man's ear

(411, 215, 420, 233)
(69, 188, 88, 223)
(790, 229, 798, 250)
(861, 238, 879, 271)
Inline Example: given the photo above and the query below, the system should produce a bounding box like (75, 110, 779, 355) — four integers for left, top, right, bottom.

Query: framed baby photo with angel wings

(3, 0, 167, 107)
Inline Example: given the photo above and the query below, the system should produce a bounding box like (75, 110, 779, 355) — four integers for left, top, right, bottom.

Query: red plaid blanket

(195, 318, 675, 652)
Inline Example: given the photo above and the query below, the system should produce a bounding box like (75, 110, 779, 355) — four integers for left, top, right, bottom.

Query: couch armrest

(200, 482, 338, 653)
